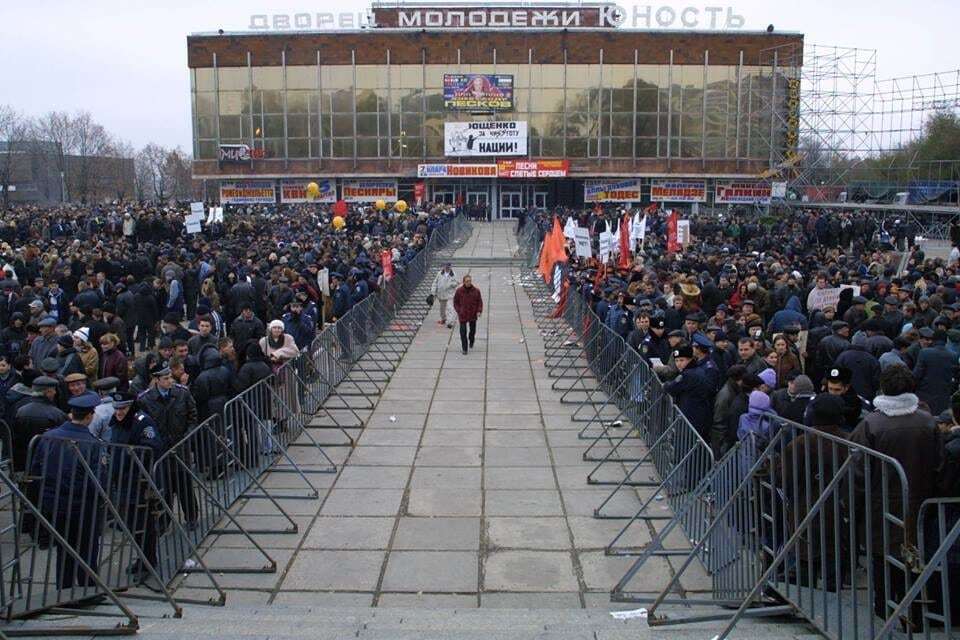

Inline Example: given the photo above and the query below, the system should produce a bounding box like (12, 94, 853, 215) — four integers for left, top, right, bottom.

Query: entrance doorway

(499, 190, 523, 219)
(467, 191, 488, 208)
(533, 191, 548, 209)
(433, 190, 455, 204)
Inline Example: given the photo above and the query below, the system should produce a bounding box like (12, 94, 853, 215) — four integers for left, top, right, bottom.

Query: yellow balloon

(332, 216, 346, 230)
(394, 200, 408, 213)
(305, 182, 320, 200)
(374, 199, 386, 211)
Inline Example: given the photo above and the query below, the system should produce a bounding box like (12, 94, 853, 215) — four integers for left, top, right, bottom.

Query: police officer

(349, 268, 370, 348)
(665, 344, 719, 442)
(639, 316, 671, 366)
(29, 393, 105, 597)
(822, 365, 865, 431)
(13, 376, 66, 471)
(87, 376, 120, 441)
(109, 392, 165, 589)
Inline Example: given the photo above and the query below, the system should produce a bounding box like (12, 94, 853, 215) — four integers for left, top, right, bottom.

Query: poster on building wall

(444, 121, 527, 156)
(584, 179, 643, 203)
(443, 74, 514, 111)
(497, 160, 569, 178)
(650, 179, 707, 203)
(341, 179, 398, 203)
(715, 181, 772, 205)
(280, 179, 337, 203)
(417, 164, 498, 178)
(220, 181, 276, 204)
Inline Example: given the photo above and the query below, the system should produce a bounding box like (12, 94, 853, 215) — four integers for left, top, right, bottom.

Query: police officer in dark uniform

(823, 365, 865, 431)
(330, 272, 353, 361)
(13, 376, 66, 471)
(349, 268, 370, 349)
(639, 316, 671, 366)
(28, 393, 105, 597)
(665, 344, 719, 441)
(109, 392, 165, 589)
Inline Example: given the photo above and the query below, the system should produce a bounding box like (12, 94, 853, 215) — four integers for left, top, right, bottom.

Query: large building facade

(189, 2, 802, 216)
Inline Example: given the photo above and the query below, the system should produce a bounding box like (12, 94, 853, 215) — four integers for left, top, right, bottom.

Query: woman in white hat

(73, 327, 99, 380)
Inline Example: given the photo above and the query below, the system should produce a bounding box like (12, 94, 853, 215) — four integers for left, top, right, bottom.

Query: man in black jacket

(13, 376, 66, 471)
(230, 304, 265, 358)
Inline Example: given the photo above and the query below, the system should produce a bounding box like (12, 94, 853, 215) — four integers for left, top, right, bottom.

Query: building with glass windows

(189, 2, 802, 216)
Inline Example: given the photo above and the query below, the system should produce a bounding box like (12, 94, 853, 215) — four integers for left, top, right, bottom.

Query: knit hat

(748, 390, 771, 411)
(268, 319, 285, 331)
(758, 368, 777, 388)
(790, 374, 814, 395)
(73, 327, 90, 343)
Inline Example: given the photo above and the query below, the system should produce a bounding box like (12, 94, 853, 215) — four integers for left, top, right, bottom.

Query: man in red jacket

(453, 275, 483, 355)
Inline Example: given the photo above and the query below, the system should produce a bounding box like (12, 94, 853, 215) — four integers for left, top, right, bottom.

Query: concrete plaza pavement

(173, 222, 698, 609)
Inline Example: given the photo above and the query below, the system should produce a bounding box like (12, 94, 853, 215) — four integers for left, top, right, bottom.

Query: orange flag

(538, 216, 567, 285)
(618, 213, 631, 269)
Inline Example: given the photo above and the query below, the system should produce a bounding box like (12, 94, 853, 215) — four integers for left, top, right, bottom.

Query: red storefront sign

(497, 160, 569, 178)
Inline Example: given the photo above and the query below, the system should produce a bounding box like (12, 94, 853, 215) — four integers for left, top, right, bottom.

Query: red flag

(645, 203, 658, 214)
(667, 210, 680, 253)
(537, 217, 567, 285)
(593, 263, 606, 290)
(618, 214, 631, 269)
(380, 250, 394, 281)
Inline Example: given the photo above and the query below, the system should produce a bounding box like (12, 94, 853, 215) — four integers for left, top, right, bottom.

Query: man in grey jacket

(431, 263, 458, 328)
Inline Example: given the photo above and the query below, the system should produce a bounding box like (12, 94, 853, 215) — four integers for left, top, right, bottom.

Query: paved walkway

(177, 223, 699, 610)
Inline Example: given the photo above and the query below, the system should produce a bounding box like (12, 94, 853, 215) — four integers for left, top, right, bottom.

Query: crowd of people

(526, 204, 959, 618)
(0, 200, 455, 594)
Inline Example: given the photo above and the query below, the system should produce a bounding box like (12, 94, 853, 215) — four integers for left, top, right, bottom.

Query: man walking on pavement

(431, 263, 458, 328)
(453, 275, 483, 355)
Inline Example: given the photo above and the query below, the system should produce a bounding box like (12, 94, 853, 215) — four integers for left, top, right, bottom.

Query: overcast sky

(2, 0, 957, 151)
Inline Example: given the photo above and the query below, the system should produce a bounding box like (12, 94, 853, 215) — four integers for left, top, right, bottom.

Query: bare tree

(67, 112, 113, 203)
(107, 139, 137, 202)
(0, 106, 31, 210)
(33, 111, 75, 201)
(165, 147, 194, 201)
(138, 143, 173, 202)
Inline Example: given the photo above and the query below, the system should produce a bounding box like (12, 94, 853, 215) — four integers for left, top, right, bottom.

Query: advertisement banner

(650, 179, 707, 203)
(220, 181, 276, 205)
(715, 181, 772, 204)
(444, 121, 527, 156)
(280, 179, 336, 204)
(341, 180, 398, 203)
(417, 164, 498, 178)
(443, 74, 514, 111)
(497, 160, 569, 178)
(584, 179, 643, 203)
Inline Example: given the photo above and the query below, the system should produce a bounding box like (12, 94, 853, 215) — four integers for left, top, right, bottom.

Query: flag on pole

(666, 210, 680, 253)
(537, 217, 568, 285)
(618, 214, 631, 269)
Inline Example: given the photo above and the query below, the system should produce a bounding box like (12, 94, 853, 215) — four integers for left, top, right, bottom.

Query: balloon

(374, 199, 386, 211)
(394, 200, 408, 213)
(332, 216, 346, 231)
(306, 182, 320, 200)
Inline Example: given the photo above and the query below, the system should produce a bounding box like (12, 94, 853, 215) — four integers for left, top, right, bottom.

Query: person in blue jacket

(282, 298, 316, 351)
(330, 272, 353, 361)
(29, 393, 106, 596)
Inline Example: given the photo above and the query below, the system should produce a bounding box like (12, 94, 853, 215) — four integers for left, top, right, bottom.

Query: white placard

(573, 227, 592, 259)
(185, 220, 202, 235)
(771, 181, 788, 198)
(563, 216, 577, 240)
(676, 219, 691, 246)
(190, 202, 204, 217)
(598, 231, 613, 263)
(444, 121, 528, 156)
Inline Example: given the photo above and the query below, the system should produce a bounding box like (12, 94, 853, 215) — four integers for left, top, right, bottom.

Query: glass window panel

(567, 138, 587, 157)
(392, 137, 421, 156)
(680, 65, 704, 90)
(219, 67, 248, 91)
(539, 64, 564, 88)
(680, 114, 702, 136)
(194, 68, 215, 91)
(680, 139, 702, 157)
(321, 66, 353, 90)
(610, 89, 633, 112)
(220, 90, 244, 116)
(287, 65, 317, 90)
(288, 114, 309, 138)
(356, 65, 387, 89)
(357, 138, 380, 158)
(566, 65, 601, 88)
(541, 137, 564, 156)
(332, 114, 354, 136)
(331, 138, 353, 157)
(329, 90, 353, 113)
(311, 139, 324, 158)
(356, 114, 380, 136)
(400, 113, 422, 131)
(637, 138, 657, 157)
(604, 65, 634, 89)
(529, 89, 564, 112)
(195, 93, 216, 118)
(425, 137, 443, 157)
(197, 141, 217, 159)
(288, 139, 309, 158)
(635, 113, 658, 137)
(424, 93, 444, 112)
(424, 65, 446, 88)
(218, 115, 242, 138)
(241, 116, 253, 139)
(197, 116, 216, 139)
(263, 139, 284, 157)
(263, 115, 285, 138)
(399, 65, 422, 89)
(611, 138, 632, 157)
(610, 113, 632, 136)
(704, 137, 725, 158)
(252, 66, 282, 90)
(356, 90, 382, 113)
(466, 64, 495, 75)
(256, 90, 283, 114)
(287, 90, 311, 114)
